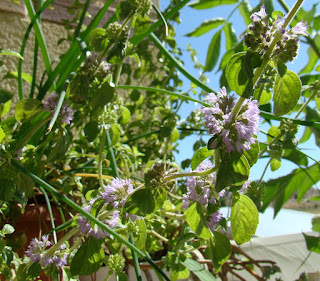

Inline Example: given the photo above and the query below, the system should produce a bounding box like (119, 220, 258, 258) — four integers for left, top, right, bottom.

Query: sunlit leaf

(204, 30, 221, 72)
(273, 70, 301, 116)
(185, 18, 225, 37)
(231, 195, 259, 245)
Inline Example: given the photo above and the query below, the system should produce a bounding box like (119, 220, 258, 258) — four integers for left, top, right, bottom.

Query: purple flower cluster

(183, 161, 225, 231)
(202, 87, 260, 153)
(43, 92, 73, 125)
(78, 201, 120, 239)
(25, 235, 68, 268)
(208, 211, 223, 232)
(101, 178, 134, 208)
(240, 180, 250, 194)
(245, 5, 308, 62)
(84, 51, 111, 77)
(182, 161, 216, 209)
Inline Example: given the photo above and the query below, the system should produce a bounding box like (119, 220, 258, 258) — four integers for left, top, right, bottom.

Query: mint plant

(0, 0, 320, 280)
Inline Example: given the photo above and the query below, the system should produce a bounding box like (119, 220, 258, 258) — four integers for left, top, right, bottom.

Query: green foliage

(273, 70, 301, 116)
(185, 18, 225, 37)
(70, 237, 105, 276)
(210, 232, 231, 273)
(185, 202, 211, 239)
(231, 194, 259, 245)
(204, 30, 222, 72)
(226, 51, 261, 98)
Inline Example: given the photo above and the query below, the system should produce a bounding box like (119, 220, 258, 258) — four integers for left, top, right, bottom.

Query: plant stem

(46, 227, 79, 256)
(258, 158, 271, 186)
(294, 91, 317, 119)
(12, 160, 170, 281)
(164, 166, 217, 182)
(232, 0, 305, 119)
(98, 127, 108, 189)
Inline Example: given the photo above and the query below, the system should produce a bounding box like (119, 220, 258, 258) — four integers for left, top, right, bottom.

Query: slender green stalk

(98, 128, 107, 189)
(149, 33, 215, 94)
(232, 0, 305, 119)
(30, 38, 39, 98)
(164, 166, 217, 182)
(258, 159, 271, 186)
(152, 3, 168, 37)
(294, 91, 317, 119)
(24, 0, 53, 80)
(46, 228, 79, 256)
(38, 186, 57, 244)
(73, 0, 92, 41)
(259, 132, 284, 157)
(46, 91, 66, 133)
(39, 0, 115, 99)
(117, 85, 210, 106)
(130, 0, 189, 46)
(18, 0, 55, 100)
(11, 160, 170, 281)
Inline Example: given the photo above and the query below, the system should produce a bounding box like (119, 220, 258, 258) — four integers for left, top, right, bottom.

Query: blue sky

(161, 0, 320, 182)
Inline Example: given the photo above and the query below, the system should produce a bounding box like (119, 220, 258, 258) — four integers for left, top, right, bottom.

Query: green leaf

(312, 216, 320, 232)
(0, 179, 16, 201)
(2, 224, 15, 235)
(273, 70, 301, 116)
(120, 107, 131, 125)
(90, 79, 115, 109)
(223, 22, 237, 50)
(204, 30, 221, 72)
(231, 194, 259, 245)
(262, 163, 320, 217)
(126, 189, 155, 215)
(110, 125, 121, 146)
(176, 233, 196, 250)
(47, 130, 72, 162)
(242, 141, 259, 167)
(171, 262, 190, 281)
(191, 147, 214, 170)
(226, 51, 261, 98)
(88, 28, 108, 52)
(270, 156, 281, 171)
(185, 202, 211, 239)
(0, 89, 13, 104)
(299, 35, 320, 74)
(0, 49, 23, 59)
(0, 127, 4, 142)
(238, 0, 252, 26)
(3, 71, 33, 85)
(15, 98, 44, 122)
(116, 1, 133, 21)
(210, 232, 231, 273)
(182, 258, 216, 280)
(84, 121, 100, 142)
(70, 237, 105, 276)
(303, 233, 320, 254)
(185, 18, 225, 37)
(216, 153, 250, 191)
(188, 0, 237, 10)
(254, 88, 271, 105)
(134, 14, 151, 35)
(135, 219, 147, 250)
(26, 263, 41, 279)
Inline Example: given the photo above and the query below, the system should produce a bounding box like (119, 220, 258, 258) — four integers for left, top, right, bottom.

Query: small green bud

(105, 23, 129, 43)
(106, 254, 125, 273)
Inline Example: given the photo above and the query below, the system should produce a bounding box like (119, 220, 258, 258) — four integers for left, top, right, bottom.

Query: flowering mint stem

(46, 227, 79, 256)
(11, 160, 170, 281)
(232, 0, 305, 120)
(164, 166, 217, 182)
